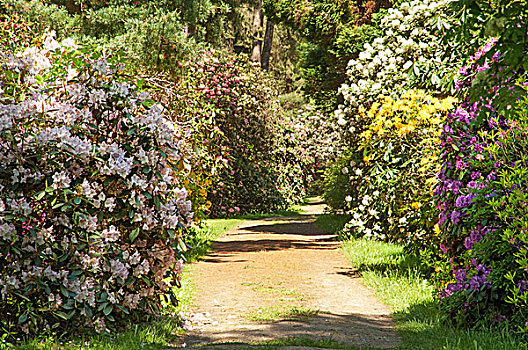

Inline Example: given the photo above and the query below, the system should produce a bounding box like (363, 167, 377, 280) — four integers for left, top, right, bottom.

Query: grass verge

(341, 237, 526, 350)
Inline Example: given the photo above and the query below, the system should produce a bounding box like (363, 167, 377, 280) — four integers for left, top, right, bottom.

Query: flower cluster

(434, 36, 528, 333)
(334, 90, 456, 243)
(338, 0, 456, 118)
(0, 34, 191, 338)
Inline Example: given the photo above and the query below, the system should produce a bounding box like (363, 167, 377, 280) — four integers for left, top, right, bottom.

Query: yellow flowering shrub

(339, 90, 457, 246)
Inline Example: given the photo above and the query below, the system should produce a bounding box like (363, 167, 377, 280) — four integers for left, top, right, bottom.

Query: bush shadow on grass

(341, 238, 527, 350)
(392, 299, 526, 350)
(315, 214, 352, 235)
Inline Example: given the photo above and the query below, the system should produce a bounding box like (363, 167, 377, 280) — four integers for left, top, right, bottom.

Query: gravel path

(180, 200, 400, 349)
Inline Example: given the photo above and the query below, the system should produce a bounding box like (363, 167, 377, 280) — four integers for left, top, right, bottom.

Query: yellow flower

(363, 156, 370, 164)
(434, 223, 441, 235)
(411, 202, 421, 210)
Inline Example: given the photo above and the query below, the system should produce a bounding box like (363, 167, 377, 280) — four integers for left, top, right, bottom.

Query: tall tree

(251, 0, 264, 62)
(261, 19, 274, 70)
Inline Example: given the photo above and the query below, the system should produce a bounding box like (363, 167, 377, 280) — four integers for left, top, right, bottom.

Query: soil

(180, 200, 401, 349)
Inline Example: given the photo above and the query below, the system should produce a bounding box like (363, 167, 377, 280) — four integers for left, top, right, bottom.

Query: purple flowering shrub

(434, 37, 528, 335)
(0, 35, 192, 338)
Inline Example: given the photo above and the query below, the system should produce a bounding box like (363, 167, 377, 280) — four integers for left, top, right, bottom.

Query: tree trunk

(64, 0, 81, 14)
(260, 19, 274, 71)
(251, 0, 264, 63)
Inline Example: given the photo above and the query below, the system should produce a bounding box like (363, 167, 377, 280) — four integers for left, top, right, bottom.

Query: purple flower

(439, 211, 447, 226)
(455, 109, 471, 124)
(454, 269, 467, 284)
(455, 193, 476, 208)
(451, 210, 462, 225)
(492, 51, 501, 62)
(455, 159, 467, 170)
(464, 226, 489, 250)
(469, 275, 485, 290)
(517, 280, 527, 295)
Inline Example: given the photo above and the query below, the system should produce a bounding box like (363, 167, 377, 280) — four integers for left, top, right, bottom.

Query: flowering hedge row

(0, 34, 191, 338)
(434, 37, 528, 335)
(173, 52, 313, 217)
(328, 0, 527, 338)
(327, 90, 456, 244)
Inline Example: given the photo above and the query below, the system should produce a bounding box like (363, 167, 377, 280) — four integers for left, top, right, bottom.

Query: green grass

(245, 305, 319, 322)
(341, 238, 526, 350)
(184, 218, 246, 262)
(315, 214, 351, 234)
(9, 317, 185, 349)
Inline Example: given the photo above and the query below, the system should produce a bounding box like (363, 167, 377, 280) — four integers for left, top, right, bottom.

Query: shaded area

(186, 312, 396, 349)
(202, 217, 340, 260)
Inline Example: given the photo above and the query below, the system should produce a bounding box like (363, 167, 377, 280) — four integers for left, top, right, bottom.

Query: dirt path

(181, 200, 400, 349)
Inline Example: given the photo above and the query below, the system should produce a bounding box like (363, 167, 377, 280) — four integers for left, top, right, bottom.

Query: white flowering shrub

(0, 34, 192, 338)
(338, 0, 457, 117)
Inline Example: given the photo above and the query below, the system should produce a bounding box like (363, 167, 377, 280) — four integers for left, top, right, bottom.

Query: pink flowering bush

(278, 102, 342, 195)
(0, 34, 192, 339)
(175, 51, 308, 217)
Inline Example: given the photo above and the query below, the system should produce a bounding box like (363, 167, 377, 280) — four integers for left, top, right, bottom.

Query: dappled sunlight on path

(181, 200, 400, 349)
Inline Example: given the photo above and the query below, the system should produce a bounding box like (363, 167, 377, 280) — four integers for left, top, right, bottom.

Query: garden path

(179, 199, 400, 349)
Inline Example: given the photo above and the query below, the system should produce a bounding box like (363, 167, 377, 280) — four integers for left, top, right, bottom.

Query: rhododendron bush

(326, 90, 456, 244)
(0, 35, 192, 338)
(433, 36, 528, 335)
(174, 52, 309, 217)
(278, 100, 342, 195)
(338, 0, 460, 118)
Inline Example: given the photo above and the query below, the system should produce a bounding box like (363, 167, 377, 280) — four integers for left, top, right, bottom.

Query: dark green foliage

(263, 0, 390, 109)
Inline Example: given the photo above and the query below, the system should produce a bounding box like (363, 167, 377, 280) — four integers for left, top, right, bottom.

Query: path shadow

(242, 222, 327, 236)
(185, 311, 398, 349)
(200, 218, 340, 260)
(203, 238, 338, 260)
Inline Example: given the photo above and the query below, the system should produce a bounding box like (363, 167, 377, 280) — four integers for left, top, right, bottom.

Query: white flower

(0, 223, 16, 241)
(52, 171, 71, 189)
(101, 225, 120, 242)
(345, 195, 352, 202)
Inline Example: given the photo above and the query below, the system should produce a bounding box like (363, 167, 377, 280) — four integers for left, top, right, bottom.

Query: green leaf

(18, 314, 27, 323)
(98, 302, 109, 312)
(35, 191, 46, 201)
(60, 285, 69, 298)
(103, 304, 114, 316)
(85, 305, 93, 318)
(117, 305, 130, 314)
(73, 197, 82, 205)
(129, 227, 140, 242)
(57, 311, 70, 320)
(52, 202, 64, 209)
